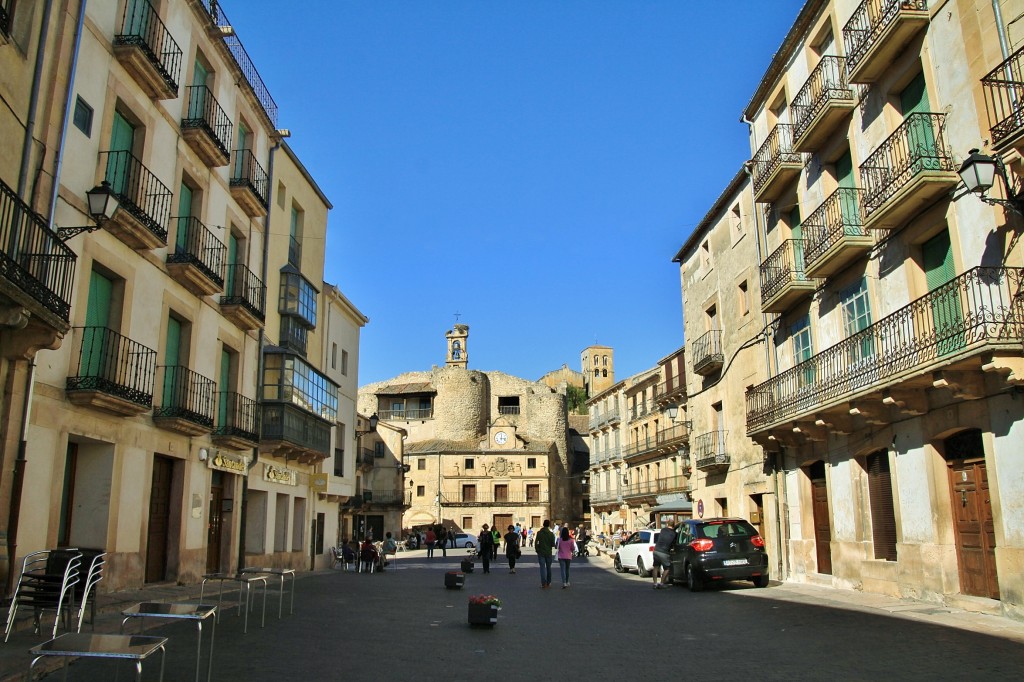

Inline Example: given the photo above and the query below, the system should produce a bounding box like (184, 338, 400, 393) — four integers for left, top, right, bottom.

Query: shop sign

(209, 451, 248, 476)
(264, 463, 297, 486)
(311, 473, 328, 492)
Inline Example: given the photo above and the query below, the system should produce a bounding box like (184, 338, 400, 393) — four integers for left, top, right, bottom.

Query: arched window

(602, 369, 608, 377)
(452, 340, 462, 359)
(594, 369, 599, 377)
(603, 355, 608, 366)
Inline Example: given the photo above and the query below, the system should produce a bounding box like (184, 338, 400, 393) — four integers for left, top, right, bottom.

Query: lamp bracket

(56, 225, 101, 242)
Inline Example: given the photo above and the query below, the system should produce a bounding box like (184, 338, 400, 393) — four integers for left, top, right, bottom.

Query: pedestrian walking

(449, 527, 457, 549)
(527, 527, 534, 547)
(535, 520, 555, 588)
(503, 525, 521, 574)
(437, 526, 448, 557)
(491, 527, 501, 560)
(478, 524, 494, 573)
(556, 526, 574, 588)
(425, 527, 436, 558)
(652, 519, 677, 589)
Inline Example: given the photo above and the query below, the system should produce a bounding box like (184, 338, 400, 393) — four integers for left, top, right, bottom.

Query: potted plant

(445, 571, 465, 589)
(467, 594, 501, 626)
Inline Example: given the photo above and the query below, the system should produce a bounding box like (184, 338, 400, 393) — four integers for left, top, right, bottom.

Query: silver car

(614, 529, 660, 577)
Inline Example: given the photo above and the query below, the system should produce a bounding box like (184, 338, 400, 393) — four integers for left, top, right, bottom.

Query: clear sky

(227, 1, 806, 386)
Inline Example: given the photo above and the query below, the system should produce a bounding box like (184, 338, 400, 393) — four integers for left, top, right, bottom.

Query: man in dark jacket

(652, 520, 677, 589)
(477, 524, 494, 573)
(534, 520, 556, 588)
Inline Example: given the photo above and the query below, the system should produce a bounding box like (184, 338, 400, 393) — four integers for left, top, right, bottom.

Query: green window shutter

(107, 112, 135, 195)
(176, 183, 193, 252)
(83, 271, 114, 378)
(922, 230, 963, 355)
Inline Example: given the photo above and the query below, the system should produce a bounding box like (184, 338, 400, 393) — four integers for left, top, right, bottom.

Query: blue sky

(229, 1, 805, 385)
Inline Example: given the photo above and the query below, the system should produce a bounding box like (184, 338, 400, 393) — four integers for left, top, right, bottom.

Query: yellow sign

(264, 464, 297, 486)
(210, 452, 248, 476)
(311, 473, 328, 492)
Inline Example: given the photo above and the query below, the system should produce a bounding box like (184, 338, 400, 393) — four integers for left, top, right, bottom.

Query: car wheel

(466, 542, 474, 549)
(686, 564, 704, 592)
(753, 574, 769, 588)
(637, 558, 650, 578)
(614, 555, 625, 573)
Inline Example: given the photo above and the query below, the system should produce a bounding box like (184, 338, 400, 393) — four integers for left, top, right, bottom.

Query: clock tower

(446, 323, 469, 368)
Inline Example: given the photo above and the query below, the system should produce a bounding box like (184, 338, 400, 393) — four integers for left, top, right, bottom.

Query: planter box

(467, 603, 499, 626)
(445, 572, 465, 589)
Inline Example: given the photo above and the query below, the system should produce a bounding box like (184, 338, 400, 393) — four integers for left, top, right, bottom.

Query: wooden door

(809, 462, 832, 575)
(146, 456, 173, 583)
(493, 514, 513, 534)
(949, 460, 999, 599)
(206, 473, 223, 573)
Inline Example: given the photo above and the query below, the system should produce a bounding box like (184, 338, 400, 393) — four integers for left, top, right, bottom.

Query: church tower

(446, 324, 469, 368)
(581, 345, 614, 396)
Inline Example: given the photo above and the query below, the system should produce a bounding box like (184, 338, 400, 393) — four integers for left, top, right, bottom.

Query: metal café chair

(3, 548, 82, 642)
(74, 551, 107, 633)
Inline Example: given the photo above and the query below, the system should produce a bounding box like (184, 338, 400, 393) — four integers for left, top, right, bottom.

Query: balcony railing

(802, 187, 872, 278)
(378, 408, 433, 420)
(791, 55, 854, 151)
(498, 405, 521, 415)
(202, 1, 279, 126)
(692, 329, 723, 376)
(113, 0, 182, 97)
(221, 263, 266, 322)
(182, 85, 232, 163)
(760, 239, 815, 312)
(746, 267, 1024, 432)
(101, 150, 172, 241)
(66, 327, 157, 409)
(693, 430, 729, 470)
(751, 124, 801, 202)
(167, 217, 226, 289)
(843, 0, 929, 83)
(261, 402, 331, 457)
(982, 46, 1024, 149)
(230, 150, 269, 211)
(363, 490, 409, 506)
(621, 474, 689, 498)
(653, 378, 685, 401)
(440, 490, 549, 505)
(154, 365, 215, 428)
(0, 178, 76, 322)
(859, 112, 955, 227)
(214, 391, 259, 444)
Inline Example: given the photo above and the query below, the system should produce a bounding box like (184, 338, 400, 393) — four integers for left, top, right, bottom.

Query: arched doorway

(943, 429, 998, 600)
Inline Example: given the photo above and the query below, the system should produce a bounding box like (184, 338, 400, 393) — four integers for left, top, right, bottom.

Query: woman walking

(556, 526, 574, 588)
(477, 523, 494, 573)
(503, 525, 521, 574)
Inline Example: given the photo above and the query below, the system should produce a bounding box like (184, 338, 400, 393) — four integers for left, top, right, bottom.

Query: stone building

(358, 325, 573, 535)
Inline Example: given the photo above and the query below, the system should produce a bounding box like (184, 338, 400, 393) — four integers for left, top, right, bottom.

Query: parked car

(668, 518, 769, 591)
(614, 529, 660, 577)
(452, 533, 476, 549)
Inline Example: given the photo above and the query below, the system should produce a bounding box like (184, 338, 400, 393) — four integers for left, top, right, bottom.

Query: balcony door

(923, 229, 964, 356)
(233, 121, 250, 177)
(107, 111, 136, 196)
(790, 206, 805, 277)
(190, 59, 209, 119)
(175, 183, 192, 253)
(900, 71, 938, 171)
(944, 430, 998, 599)
(83, 270, 113, 378)
(162, 316, 182, 408)
(836, 150, 860, 230)
(125, 0, 152, 38)
(218, 346, 230, 429)
(225, 232, 239, 295)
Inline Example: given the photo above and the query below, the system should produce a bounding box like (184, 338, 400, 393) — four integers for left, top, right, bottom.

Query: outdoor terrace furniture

(199, 573, 267, 634)
(4, 549, 82, 642)
(121, 602, 216, 682)
(240, 567, 295, 618)
(28, 632, 167, 681)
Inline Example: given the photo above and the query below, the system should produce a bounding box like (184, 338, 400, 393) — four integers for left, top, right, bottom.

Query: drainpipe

(992, 1, 1018, 115)
(236, 135, 282, 571)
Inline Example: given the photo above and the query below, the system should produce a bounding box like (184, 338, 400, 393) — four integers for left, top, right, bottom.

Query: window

(462, 484, 476, 502)
(731, 203, 742, 239)
(261, 351, 338, 420)
(602, 369, 607, 377)
(73, 97, 93, 137)
(602, 355, 608, 366)
(494, 484, 508, 502)
(331, 343, 337, 369)
(841, 278, 873, 365)
(739, 281, 749, 316)
(463, 516, 473, 529)
(716, 497, 729, 517)
(417, 485, 425, 497)
(333, 441, 343, 477)
(527, 458, 536, 469)
(531, 516, 541, 528)
(526, 484, 540, 502)
(417, 458, 426, 471)
(288, 205, 303, 266)
(790, 315, 815, 386)
(341, 350, 349, 376)
(867, 451, 897, 561)
(702, 240, 711, 270)
(278, 270, 317, 328)
(498, 396, 520, 414)
(374, 441, 385, 458)
(465, 458, 474, 470)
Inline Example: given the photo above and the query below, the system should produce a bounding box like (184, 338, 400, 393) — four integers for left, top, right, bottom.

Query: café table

(28, 632, 167, 681)
(199, 573, 267, 634)
(240, 567, 296, 618)
(121, 602, 216, 682)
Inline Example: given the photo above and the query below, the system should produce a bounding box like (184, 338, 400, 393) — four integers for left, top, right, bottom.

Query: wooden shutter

(867, 451, 897, 561)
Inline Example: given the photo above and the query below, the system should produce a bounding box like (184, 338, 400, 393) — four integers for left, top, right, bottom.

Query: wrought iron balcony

(589, 489, 617, 505)
(843, 0, 929, 84)
(692, 329, 724, 376)
(260, 402, 332, 463)
(760, 239, 816, 312)
(791, 56, 855, 152)
(378, 408, 433, 420)
(621, 474, 689, 499)
(166, 217, 226, 296)
(363, 490, 409, 506)
(751, 124, 801, 203)
(113, 0, 181, 99)
(66, 326, 156, 416)
(100, 150, 171, 249)
(220, 263, 265, 330)
(213, 391, 260, 449)
(181, 85, 232, 166)
(498, 405, 521, 415)
(0, 178, 76, 324)
(693, 431, 730, 471)
(653, 378, 685, 403)
(153, 366, 215, 435)
(982, 46, 1024, 152)
(202, 1, 278, 126)
(746, 267, 1024, 434)
(230, 150, 269, 218)
(802, 188, 873, 278)
(859, 112, 956, 229)
(440, 490, 549, 505)
(358, 447, 375, 468)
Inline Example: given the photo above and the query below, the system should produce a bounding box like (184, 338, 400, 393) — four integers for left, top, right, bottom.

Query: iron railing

(981, 45, 1024, 147)
(843, 0, 928, 79)
(653, 378, 685, 401)
(221, 263, 266, 320)
(201, 1, 278, 126)
(440, 490, 549, 505)
(378, 408, 433, 420)
(746, 267, 1024, 431)
(261, 402, 331, 456)
(114, 0, 182, 93)
(230, 150, 269, 209)
(751, 124, 800, 196)
(168, 217, 226, 287)
(182, 85, 232, 157)
(803, 188, 868, 267)
(498, 405, 521, 415)
(693, 430, 729, 469)
(288, 235, 301, 267)
(214, 391, 259, 443)
(622, 422, 690, 460)
(100, 150, 171, 241)
(588, 405, 620, 430)
(760, 239, 811, 303)
(860, 112, 953, 221)
(154, 365, 215, 427)
(792, 55, 853, 142)
(0, 178, 76, 322)
(66, 327, 157, 408)
(692, 329, 723, 374)
(621, 474, 689, 498)
(589, 489, 618, 504)
(363, 490, 408, 506)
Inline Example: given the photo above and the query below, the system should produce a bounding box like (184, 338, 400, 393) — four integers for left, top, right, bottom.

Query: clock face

(494, 431, 508, 445)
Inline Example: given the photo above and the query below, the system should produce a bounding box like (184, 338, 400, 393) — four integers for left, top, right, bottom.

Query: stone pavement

(1, 546, 1022, 680)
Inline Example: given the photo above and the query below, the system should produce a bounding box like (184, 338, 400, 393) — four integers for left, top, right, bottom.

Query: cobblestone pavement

(2, 547, 1022, 680)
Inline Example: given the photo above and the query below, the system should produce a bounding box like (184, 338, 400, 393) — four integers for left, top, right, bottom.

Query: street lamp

(57, 182, 120, 241)
(957, 148, 1024, 216)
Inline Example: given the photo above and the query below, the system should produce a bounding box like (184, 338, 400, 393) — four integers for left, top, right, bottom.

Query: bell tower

(446, 323, 469, 368)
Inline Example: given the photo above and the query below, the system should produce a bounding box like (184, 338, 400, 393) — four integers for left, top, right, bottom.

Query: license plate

(722, 559, 748, 566)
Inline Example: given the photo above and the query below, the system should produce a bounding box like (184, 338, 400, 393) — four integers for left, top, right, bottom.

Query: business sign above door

(209, 451, 249, 476)
(264, 463, 297, 486)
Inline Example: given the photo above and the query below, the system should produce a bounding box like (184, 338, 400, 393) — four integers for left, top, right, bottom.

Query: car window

(676, 525, 692, 545)
(651, 532, 659, 544)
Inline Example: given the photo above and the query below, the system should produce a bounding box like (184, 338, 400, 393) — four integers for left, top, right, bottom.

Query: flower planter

(467, 603, 499, 627)
(445, 572, 465, 589)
